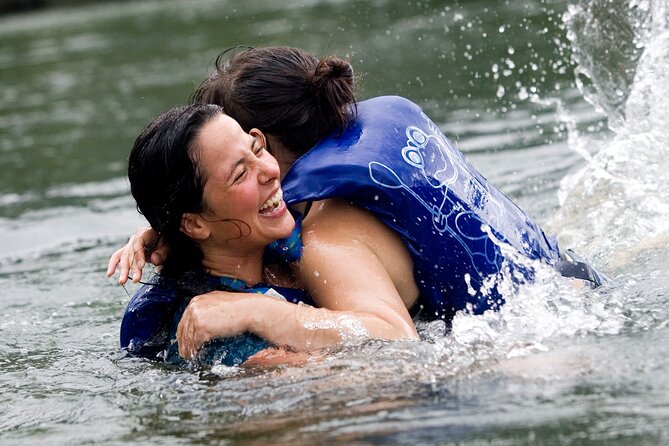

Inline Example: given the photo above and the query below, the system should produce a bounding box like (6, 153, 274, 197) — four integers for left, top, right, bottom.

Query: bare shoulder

(298, 198, 419, 306)
(301, 198, 386, 243)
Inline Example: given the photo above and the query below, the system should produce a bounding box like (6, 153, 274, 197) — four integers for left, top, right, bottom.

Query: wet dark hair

(192, 46, 357, 157)
(128, 104, 223, 278)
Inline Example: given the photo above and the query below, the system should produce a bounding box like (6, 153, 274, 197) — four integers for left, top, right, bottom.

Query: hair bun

(310, 55, 356, 130)
(311, 56, 354, 89)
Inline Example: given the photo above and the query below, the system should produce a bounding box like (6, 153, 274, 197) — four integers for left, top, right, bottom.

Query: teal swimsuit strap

(265, 209, 305, 263)
(206, 274, 272, 294)
(168, 274, 274, 367)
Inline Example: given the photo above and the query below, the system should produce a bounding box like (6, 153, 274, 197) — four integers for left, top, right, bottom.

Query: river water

(1, 0, 668, 444)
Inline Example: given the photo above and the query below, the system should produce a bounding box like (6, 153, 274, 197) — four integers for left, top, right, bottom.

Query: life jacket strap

(555, 249, 606, 287)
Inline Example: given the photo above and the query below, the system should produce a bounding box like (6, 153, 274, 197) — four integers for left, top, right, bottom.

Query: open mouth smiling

(259, 189, 283, 215)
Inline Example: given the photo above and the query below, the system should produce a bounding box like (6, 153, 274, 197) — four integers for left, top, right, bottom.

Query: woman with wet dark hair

(125, 103, 418, 365)
(111, 47, 602, 364)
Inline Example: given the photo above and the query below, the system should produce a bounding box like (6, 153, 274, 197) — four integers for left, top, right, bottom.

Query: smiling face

(187, 114, 295, 255)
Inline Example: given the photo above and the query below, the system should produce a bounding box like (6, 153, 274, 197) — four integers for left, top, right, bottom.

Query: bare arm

(294, 200, 419, 341)
(176, 290, 389, 359)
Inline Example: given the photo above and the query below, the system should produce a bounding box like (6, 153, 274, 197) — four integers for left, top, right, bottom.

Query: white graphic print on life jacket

(368, 112, 505, 276)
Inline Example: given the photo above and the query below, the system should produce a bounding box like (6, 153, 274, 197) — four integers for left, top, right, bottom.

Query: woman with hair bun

(110, 47, 602, 365)
(192, 47, 355, 160)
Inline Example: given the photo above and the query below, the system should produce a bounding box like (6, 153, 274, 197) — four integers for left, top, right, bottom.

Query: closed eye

(234, 167, 247, 183)
(228, 137, 262, 185)
(253, 139, 264, 156)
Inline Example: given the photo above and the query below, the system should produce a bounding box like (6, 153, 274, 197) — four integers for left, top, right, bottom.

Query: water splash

(418, 235, 629, 377)
(563, 0, 651, 132)
(553, 0, 669, 270)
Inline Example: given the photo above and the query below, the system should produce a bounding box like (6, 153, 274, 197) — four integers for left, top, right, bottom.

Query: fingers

(110, 235, 141, 285)
(107, 244, 132, 285)
(129, 233, 147, 283)
(106, 227, 157, 286)
(106, 248, 122, 278)
(117, 235, 135, 285)
(175, 293, 238, 361)
(176, 309, 190, 358)
(177, 321, 202, 360)
(177, 302, 205, 360)
(176, 312, 191, 359)
(149, 235, 169, 266)
(150, 251, 165, 266)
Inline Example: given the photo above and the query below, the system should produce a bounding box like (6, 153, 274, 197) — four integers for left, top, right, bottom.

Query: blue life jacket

(120, 273, 313, 365)
(120, 276, 181, 360)
(281, 95, 561, 318)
